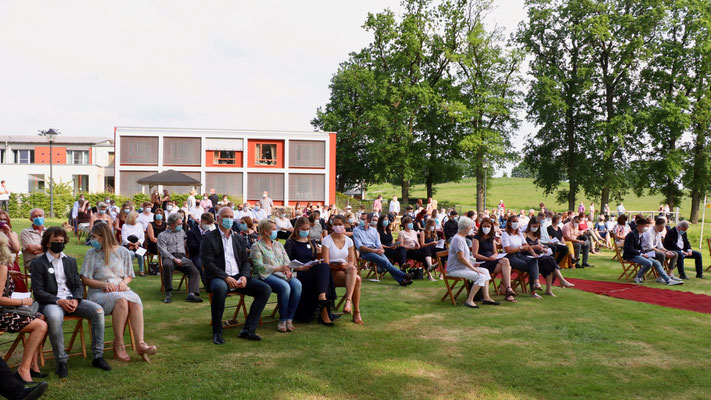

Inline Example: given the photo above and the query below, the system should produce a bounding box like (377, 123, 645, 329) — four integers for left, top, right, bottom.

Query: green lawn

(3, 218, 711, 400)
(368, 177, 710, 219)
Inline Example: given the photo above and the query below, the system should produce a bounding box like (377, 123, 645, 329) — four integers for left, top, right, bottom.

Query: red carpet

(566, 278, 711, 314)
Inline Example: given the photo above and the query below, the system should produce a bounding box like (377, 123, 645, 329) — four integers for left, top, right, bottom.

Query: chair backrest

(436, 250, 449, 276)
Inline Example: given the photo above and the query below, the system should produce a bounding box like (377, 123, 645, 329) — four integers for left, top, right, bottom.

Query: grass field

(3, 218, 711, 400)
(367, 177, 709, 219)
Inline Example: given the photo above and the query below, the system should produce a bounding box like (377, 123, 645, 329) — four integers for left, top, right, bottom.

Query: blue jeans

(673, 250, 704, 277)
(631, 255, 670, 282)
(262, 275, 302, 322)
(42, 300, 105, 362)
(129, 249, 144, 273)
(360, 251, 406, 283)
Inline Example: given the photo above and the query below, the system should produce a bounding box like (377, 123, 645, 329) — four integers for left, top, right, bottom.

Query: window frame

(16, 150, 34, 164)
(255, 143, 277, 166)
(214, 150, 236, 165)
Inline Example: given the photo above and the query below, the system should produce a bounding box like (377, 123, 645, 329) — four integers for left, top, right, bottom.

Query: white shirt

(190, 206, 204, 222)
(641, 227, 664, 251)
(71, 201, 80, 219)
(501, 231, 525, 249)
(389, 200, 400, 214)
(221, 230, 240, 276)
(275, 217, 292, 231)
(677, 231, 684, 250)
(252, 209, 267, 222)
(121, 223, 145, 246)
(46, 251, 71, 300)
(137, 212, 154, 231)
(322, 234, 353, 263)
(617, 205, 626, 213)
(539, 219, 551, 243)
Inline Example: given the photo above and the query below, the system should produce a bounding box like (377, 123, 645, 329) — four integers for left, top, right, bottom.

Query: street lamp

(482, 156, 490, 211)
(39, 128, 60, 218)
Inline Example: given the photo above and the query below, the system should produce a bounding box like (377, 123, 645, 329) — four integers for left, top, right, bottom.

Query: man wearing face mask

(352, 213, 413, 286)
(663, 220, 705, 279)
(187, 213, 216, 288)
(21, 208, 47, 271)
(562, 215, 593, 268)
(89, 202, 114, 231)
(274, 208, 293, 240)
(625, 218, 682, 286)
(31, 227, 111, 377)
(157, 213, 202, 304)
(251, 202, 267, 223)
(259, 191, 274, 216)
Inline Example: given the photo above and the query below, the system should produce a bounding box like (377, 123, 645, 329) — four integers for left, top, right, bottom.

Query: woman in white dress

(81, 223, 157, 362)
(321, 215, 363, 324)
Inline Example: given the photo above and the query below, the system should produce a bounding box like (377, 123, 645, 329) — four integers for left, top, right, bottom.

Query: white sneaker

(655, 277, 665, 283)
(666, 280, 683, 286)
(671, 276, 683, 282)
(634, 276, 644, 284)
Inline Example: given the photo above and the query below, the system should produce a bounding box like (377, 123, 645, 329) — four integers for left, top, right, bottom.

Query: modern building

(0, 135, 114, 194)
(114, 127, 337, 206)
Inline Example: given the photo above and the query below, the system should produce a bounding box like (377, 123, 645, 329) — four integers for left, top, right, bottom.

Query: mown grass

(3, 218, 711, 400)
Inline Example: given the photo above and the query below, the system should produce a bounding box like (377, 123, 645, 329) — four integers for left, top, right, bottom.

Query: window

(28, 174, 45, 193)
(15, 150, 34, 164)
(120, 137, 158, 165)
(289, 174, 325, 201)
(73, 175, 89, 194)
(108, 152, 115, 166)
(105, 176, 115, 193)
(0, 150, 4, 163)
(163, 137, 201, 165)
(119, 171, 153, 194)
(247, 173, 284, 200)
(214, 151, 236, 165)
(67, 150, 89, 165)
(289, 141, 325, 168)
(255, 143, 277, 166)
(206, 172, 243, 196)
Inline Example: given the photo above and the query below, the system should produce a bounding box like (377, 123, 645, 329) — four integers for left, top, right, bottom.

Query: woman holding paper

(322, 215, 363, 324)
(398, 216, 437, 281)
(251, 219, 302, 333)
(524, 217, 575, 296)
(420, 218, 446, 257)
(501, 216, 543, 298)
(284, 217, 337, 325)
(472, 218, 516, 303)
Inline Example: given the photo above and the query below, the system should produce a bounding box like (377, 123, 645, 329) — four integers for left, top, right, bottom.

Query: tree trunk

(689, 123, 707, 223)
(690, 188, 701, 224)
(475, 151, 484, 212)
(600, 187, 610, 214)
(565, 100, 577, 211)
(568, 182, 577, 212)
(401, 179, 410, 209)
(426, 171, 434, 200)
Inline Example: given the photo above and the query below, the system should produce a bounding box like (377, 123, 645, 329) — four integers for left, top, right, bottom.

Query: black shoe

(92, 357, 111, 371)
(55, 361, 68, 378)
(582, 263, 594, 267)
(482, 300, 500, 306)
(328, 311, 341, 320)
(29, 370, 48, 379)
(163, 291, 172, 303)
(465, 302, 479, 309)
(680, 275, 689, 280)
(213, 331, 225, 345)
(238, 330, 262, 341)
(14, 371, 34, 385)
(575, 264, 584, 269)
(185, 293, 203, 303)
(18, 382, 48, 400)
(318, 316, 335, 326)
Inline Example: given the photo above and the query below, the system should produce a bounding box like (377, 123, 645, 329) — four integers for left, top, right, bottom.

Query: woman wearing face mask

(524, 217, 575, 296)
(81, 223, 156, 362)
(342, 212, 357, 238)
(236, 216, 259, 251)
(545, 214, 572, 267)
(250, 220, 302, 333)
(121, 211, 146, 276)
(146, 209, 166, 256)
(274, 208, 293, 240)
(501, 216, 543, 298)
(114, 202, 132, 241)
(377, 214, 406, 269)
(322, 215, 363, 324)
(284, 217, 337, 325)
(160, 190, 171, 210)
(90, 202, 114, 231)
(150, 189, 161, 213)
(472, 217, 516, 302)
(397, 216, 437, 281)
(420, 219, 446, 279)
(308, 213, 325, 244)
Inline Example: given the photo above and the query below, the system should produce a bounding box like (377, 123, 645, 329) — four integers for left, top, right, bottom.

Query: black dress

(473, 234, 499, 273)
(525, 236, 558, 277)
(147, 221, 167, 255)
(0, 272, 42, 333)
(284, 239, 336, 323)
(379, 230, 407, 268)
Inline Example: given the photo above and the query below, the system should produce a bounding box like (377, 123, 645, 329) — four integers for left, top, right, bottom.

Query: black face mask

(50, 242, 65, 254)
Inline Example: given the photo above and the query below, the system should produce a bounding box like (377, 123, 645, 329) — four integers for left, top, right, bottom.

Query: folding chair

(706, 238, 711, 272)
(614, 241, 641, 281)
(436, 250, 469, 305)
(1, 330, 29, 368)
(39, 315, 87, 366)
(157, 247, 187, 295)
(510, 270, 529, 293)
(357, 258, 382, 281)
(209, 292, 249, 329)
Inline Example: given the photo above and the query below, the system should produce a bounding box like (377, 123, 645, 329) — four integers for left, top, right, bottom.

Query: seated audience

(444, 211, 459, 242)
(0, 356, 48, 400)
(353, 213, 413, 286)
(446, 217, 499, 308)
(524, 218, 575, 296)
(236, 216, 259, 250)
(377, 214, 406, 269)
(308, 212, 326, 243)
(275, 208, 294, 240)
(471, 218, 516, 302)
(121, 211, 146, 276)
(187, 212, 215, 285)
(21, 208, 47, 272)
(663, 220, 704, 279)
(137, 202, 154, 232)
(398, 216, 437, 281)
(251, 203, 267, 223)
(642, 217, 680, 280)
(562, 215, 593, 268)
(420, 218, 446, 263)
(501, 215, 543, 298)
(322, 215, 363, 324)
(594, 216, 612, 248)
(80, 223, 157, 362)
(624, 218, 681, 286)
(146, 208, 167, 256)
(31, 227, 111, 377)
(90, 202, 114, 231)
(157, 213, 202, 304)
(251, 219, 302, 333)
(545, 214, 570, 265)
(0, 210, 25, 292)
(612, 214, 631, 247)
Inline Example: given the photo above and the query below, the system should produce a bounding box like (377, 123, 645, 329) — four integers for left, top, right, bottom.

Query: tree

(511, 162, 533, 178)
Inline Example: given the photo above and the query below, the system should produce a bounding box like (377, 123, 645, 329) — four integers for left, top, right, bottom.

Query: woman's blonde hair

(91, 222, 118, 266)
(0, 233, 12, 265)
(126, 211, 139, 225)
(257, 219, 276, 238)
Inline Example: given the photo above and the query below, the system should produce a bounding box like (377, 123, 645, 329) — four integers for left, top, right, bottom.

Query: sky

(0, 0, 529, 164)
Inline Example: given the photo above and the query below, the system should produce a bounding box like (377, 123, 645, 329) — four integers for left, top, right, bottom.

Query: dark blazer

(622, 229, 643, 261)
(187, 224, 206, 256)
(200, 228, 252, 282)
(663, 227, 690, 252)
(444, 219, 458, 240)
(30, 254, 84, 305)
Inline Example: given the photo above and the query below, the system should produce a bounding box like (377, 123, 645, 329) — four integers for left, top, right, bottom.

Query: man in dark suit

(187, 212, 215, 288)
(200, 207, 271, 344)
(663, 220, 705, 279)
(30, 227, 111, 378)
(0, 357, 48, 400)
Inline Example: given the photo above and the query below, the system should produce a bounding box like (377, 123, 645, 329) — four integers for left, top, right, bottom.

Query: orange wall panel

(35, 146, 66, 164)
(247, 139, 283, 168)
(205, 150, 243, 167)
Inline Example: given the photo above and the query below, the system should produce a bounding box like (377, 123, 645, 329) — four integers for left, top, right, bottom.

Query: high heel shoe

(318, 315, 335, 326)
(112, 341, 130, 362)
(136, 341, 157, 362)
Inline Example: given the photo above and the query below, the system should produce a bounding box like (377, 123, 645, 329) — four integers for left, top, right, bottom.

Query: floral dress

(0, 271, 41, 332)
(250, 239, 291, 280)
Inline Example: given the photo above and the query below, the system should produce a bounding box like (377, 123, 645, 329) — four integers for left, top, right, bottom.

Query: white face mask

(482, 227, 491, 234)
(643, 226, 650, 233)
(530, 226, 538, 232)
(429, 226, 435, 232)
(510, 222, 519, 230)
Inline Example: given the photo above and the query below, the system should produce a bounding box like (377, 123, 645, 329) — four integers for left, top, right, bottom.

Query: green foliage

(511, 162, 533, 178)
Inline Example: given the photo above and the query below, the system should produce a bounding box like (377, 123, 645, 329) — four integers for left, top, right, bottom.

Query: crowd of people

(0, 190, 704, 399)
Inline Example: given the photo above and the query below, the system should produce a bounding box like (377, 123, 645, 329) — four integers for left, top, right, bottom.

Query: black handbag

(0, 301, 39, 318)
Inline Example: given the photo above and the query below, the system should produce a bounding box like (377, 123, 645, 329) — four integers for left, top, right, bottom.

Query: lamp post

(40, 129, 60, 218)
(482, 156, 490, 211)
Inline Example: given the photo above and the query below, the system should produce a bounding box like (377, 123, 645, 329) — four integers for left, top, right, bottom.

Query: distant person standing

(259, 191, 274, 216)
(208, 189, 219, 212)
(389, 195, 400, 216)
(617, 202, 626, 216)
(0, 180, 9, 212)
(589, 203, 595, 220)
(497, 200, 505, 211)
(373, 195, 383, 215)
(577, 202, 586, 215)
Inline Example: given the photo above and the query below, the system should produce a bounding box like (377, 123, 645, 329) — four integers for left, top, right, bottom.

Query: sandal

(504, 287, 517, 297)
(505, 295, 517, 303)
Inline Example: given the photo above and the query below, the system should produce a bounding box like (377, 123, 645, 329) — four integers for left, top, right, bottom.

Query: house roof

(135, 170, 202, 186)
(0, 135, 113, 145)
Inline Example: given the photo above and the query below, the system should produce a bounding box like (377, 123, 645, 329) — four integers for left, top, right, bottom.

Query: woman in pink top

(397, 216, 436, 281)
(372, 195, 383, 215)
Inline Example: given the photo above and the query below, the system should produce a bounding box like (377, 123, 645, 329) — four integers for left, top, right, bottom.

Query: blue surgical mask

(174, 225, 183, 232)
(348, 218, 356, 224)
(89, 239, 101, 250)
(33, 217, 44, 226)
(123, 208, 130, 214)
(99, 210, 106, 214)
(407, 223, 414, 229)
(255, 206, 261, 211)
(270, 230, 278, 240)
(359, 220, 366, 227)
(221, 217, 233, 230)
(167, 205, 173, 211)
(382, 219, 390, 227)
(299, 229, 309, 238)
(239, 223, 248, 231)
(155, 214, 163, 221)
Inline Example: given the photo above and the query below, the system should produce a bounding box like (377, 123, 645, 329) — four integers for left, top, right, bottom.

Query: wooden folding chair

(1, 330, 29, 368)
(39, 315, 87, 366)
(510, 270, 529, 293)
(157, 247, 188, 295)
(357, 258, 382, 281)
(614, 241, 641, 281)
(209, 292, 249, 329)
(436, 250, 469, 305)
(706, 238, 711, 272)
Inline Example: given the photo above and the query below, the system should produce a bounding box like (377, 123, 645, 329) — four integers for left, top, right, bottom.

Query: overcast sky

(0, 0, 529, 155)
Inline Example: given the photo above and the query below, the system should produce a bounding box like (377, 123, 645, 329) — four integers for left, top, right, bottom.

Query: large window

(164, 137, 201, 165)
(15, 150, 34, 164)
(255, 143, 277, 166)
(67, 150, 89, 165)
(120, 137, 158, 165)
(119, 170, 153, 194)
(289, 174, 325, 201)
(247, 173, 284, 200)
(213, 151, 236, 165)
(73, 174, 89, 194)
(28, 174, 45, 193)
(206, 172, 243, 196)
(108, 152, 115, 166)
(289, 141, 325, 168)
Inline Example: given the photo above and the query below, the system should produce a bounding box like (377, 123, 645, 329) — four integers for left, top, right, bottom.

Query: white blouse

(121, 223, 145, 246)
(322, 234, 353, 263)
(501, 231, 525, 249)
